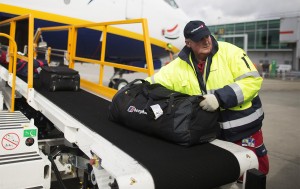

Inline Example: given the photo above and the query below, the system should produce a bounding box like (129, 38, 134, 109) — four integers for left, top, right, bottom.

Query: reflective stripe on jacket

(146, 37, 264, 141)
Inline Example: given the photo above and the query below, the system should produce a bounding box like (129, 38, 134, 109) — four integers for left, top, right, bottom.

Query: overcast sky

(176, 0, 300, 25)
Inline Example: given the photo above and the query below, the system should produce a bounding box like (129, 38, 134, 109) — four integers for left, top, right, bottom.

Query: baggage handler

(146, 20, 269, 176)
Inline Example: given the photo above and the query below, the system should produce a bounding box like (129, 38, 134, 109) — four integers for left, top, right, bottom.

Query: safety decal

(1, 133, 20, 150)
(24, 129, 37, 137)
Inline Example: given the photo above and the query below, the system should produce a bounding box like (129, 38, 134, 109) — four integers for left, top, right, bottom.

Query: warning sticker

(2, 133, 20, 150)
(24, 129, 37, 137)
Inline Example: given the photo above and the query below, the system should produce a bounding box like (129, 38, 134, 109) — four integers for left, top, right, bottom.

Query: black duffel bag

(108, 79, 220, 146)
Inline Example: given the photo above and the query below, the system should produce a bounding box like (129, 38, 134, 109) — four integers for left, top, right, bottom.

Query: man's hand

(199, 94, 219, 112)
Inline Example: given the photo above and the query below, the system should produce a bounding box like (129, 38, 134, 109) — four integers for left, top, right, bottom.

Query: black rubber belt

(35, 85, 240, 189)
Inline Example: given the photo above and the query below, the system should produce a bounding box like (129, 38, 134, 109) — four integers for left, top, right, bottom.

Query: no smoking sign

(1, 133, 20, 150)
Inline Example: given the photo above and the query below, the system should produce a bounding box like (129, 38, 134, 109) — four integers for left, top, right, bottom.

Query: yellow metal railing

(0, 14, 35, 111)
(33, 25, 74, 64)
(35, 18, 155, 99)
(0, 33, 17, 112)
(0, 14, 155, 104)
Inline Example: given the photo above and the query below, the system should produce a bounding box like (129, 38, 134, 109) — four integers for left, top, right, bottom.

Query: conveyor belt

(33, 82, 240, 189)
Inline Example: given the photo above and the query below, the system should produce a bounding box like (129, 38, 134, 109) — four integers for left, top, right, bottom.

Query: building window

(246, 31, 255, 49)
(208, 26, 216, 34)
(224, 37, 234, 44)
(245, 22, 255, 31)
(209, 19, 289, 50)
(256, 30, 267, 49)
(257, 21, 268, 30)
(235, 23, 244, 32)
(235, 37, 244, 49)
(216, 25, 225, 34)
(268, 20, 280, 29)
(225, 24, 234, 34)
(268, 29, 280, 48)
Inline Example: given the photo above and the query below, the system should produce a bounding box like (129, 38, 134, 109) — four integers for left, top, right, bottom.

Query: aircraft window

(164, 0, 179, 8)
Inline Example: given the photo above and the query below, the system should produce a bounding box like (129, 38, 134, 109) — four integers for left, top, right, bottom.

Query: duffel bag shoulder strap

(116, 79, 147, 93)
(123, 79, 150, 97)
(111, 79, 150, 102)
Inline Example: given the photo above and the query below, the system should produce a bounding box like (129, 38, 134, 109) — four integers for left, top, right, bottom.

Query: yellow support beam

(27, 14, 34, 89)
(8, 21, 16, 73)
(141, 19, 154, 76)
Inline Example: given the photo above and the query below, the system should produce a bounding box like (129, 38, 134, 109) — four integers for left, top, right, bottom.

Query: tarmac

(259, 78, 300, 189)
(76, 64, 300, 189)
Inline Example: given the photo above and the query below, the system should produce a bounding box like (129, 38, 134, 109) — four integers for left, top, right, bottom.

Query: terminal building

(208, 16, 300, 72)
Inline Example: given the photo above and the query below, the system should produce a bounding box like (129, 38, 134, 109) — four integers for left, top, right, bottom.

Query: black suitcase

(40, 66, 80, 91)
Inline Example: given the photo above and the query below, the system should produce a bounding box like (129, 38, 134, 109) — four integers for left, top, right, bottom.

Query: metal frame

(33, 18, 154, 99)
(0, 14, 35, 111)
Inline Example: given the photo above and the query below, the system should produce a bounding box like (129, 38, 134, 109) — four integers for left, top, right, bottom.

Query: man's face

(185, 35, 212, 59)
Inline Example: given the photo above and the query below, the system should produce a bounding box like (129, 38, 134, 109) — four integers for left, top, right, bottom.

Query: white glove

(199, 94, 219, 112)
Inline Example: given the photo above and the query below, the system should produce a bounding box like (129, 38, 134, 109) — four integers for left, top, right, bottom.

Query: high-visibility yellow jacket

(146, 37, 264, 142)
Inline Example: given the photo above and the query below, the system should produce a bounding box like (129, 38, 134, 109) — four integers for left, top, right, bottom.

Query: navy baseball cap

(184, 20, 211, 42)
